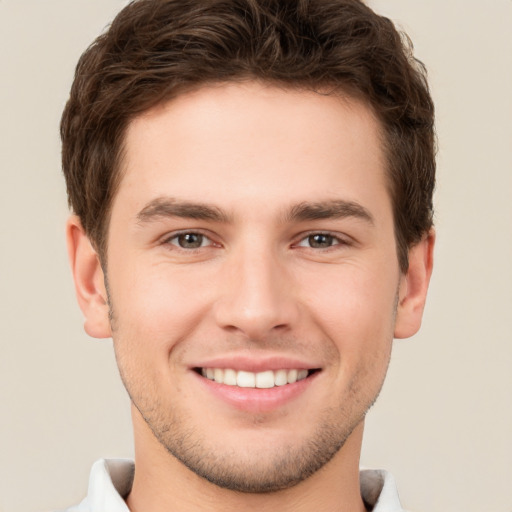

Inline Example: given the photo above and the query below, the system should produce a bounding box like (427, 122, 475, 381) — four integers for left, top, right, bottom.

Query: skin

(68, 82, 434, 512)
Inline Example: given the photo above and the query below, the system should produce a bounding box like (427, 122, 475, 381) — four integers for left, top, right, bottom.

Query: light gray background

(1, 1, 511, 511)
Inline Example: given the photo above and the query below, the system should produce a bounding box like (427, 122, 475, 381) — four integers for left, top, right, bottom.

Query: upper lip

(191, 354, 322, 373)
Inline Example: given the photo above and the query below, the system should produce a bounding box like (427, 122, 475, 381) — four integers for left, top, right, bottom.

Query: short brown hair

(61, 0, 435, 271)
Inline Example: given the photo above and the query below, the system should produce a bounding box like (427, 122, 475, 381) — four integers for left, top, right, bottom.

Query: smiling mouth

(194, 368, 319, 388)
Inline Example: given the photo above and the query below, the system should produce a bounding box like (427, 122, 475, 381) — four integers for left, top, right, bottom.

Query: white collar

(66, 459, 405, 512)
(360, 468, 405, 511)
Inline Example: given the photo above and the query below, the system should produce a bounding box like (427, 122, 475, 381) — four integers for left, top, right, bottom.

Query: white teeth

(255, 370, 274, 389)
(223, 368, 237, 386)
(274, 369, 288, 386)
(214, 368, 224, 384)
(237, 370, 256, 388)
(287, 369, 298, 384)
(201, 368, 312, 388)
(297, 369, 308, 381)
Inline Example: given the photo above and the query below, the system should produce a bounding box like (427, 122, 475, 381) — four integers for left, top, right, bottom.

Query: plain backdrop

(1, 1, 511, 511)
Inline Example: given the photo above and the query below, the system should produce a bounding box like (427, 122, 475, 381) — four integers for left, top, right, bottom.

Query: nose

(213, 245, 300, 340)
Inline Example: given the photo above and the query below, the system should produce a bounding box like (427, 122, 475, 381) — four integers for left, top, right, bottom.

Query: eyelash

(294, 231, 351, 250)
(163, 230, 218, 251)
(162, 230, 351, 251)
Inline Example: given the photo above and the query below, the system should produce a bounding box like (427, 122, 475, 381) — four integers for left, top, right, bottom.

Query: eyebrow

(136, 196, 374, 226)
(285, 200, 374, 225)
(137, 197, 231, 224)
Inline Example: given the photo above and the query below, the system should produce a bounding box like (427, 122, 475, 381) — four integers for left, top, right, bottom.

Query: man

(61, 0, 435, 510)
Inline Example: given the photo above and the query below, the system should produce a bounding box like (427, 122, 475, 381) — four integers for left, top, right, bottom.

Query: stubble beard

(107, 287, 394, 494)
(136, 399, 367, 493)
(114, 353, 387, 494)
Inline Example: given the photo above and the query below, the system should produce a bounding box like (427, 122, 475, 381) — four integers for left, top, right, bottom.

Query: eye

(167, 232, 212, 249)
(296, 233, 344, 249)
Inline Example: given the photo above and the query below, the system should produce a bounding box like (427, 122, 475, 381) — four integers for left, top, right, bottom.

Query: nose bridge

(214, 238, 297, 337)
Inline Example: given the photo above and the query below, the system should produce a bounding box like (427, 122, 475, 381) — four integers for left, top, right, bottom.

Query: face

(77, 82, 420, 492)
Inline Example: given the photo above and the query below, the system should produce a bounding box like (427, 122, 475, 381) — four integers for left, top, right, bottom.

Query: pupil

(179, 233, 203, 248)
(309, 234, 332, 248)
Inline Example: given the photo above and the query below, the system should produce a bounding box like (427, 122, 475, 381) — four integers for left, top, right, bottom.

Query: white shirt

(61, 459, 406, 512)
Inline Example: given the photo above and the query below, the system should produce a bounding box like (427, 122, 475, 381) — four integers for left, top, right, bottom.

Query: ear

(66, 215, 112, 339)
(394, 229, 435, 339)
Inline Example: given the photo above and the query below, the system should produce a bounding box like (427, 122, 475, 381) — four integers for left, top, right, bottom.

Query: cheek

(109, 261, 215, 358)
(300, 263, 398, 352)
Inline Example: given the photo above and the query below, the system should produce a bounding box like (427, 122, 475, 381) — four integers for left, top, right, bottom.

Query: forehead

(116, 82, 388, 218)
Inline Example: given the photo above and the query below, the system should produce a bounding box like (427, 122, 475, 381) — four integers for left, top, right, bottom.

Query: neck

(126, 406, 367, 512)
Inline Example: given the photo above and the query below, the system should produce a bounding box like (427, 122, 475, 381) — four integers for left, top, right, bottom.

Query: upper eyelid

(294, 230, 352, 244)
(162, 229, 215, 241)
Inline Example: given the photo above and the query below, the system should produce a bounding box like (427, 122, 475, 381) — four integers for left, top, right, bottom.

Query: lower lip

(193, 371, 319, 413)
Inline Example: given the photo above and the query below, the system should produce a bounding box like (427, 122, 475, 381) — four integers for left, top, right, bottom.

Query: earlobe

(394, 229, 435, 339)
(66, 216, 112, 339)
